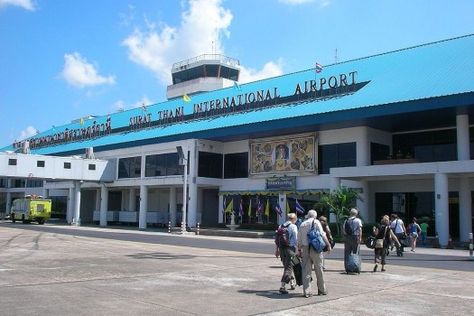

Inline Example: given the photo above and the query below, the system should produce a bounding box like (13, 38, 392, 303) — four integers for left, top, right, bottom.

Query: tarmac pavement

(0, 223, 473, 316)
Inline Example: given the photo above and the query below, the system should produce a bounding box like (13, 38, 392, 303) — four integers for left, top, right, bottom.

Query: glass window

(220, 67, 239, 81)
(393, 129, 456, 162)
(8, 159, 17, 166)
(371, 143, 390, 164)
(198, 152, 223, 178)
(37, 160, 45, 167)
(64, 162, 71, 169)
(205, 64, 219, 77)
(88, 164, 96, 170)
(118, 156, 142, 178)
(224, 152, 248, 179)
(145, 153, 183, 177)
(318, 142, 356, 174)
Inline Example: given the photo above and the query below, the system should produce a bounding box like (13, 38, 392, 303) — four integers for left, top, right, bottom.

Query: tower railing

(172, 54, 240, 72)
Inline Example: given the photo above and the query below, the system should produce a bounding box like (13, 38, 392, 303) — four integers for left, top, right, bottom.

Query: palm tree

(319, 186, 361, 236)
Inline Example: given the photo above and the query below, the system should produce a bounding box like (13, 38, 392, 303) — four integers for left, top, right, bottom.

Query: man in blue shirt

(275, 213, 298, 294)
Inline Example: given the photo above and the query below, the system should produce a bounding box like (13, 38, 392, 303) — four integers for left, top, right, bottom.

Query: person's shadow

(238, 289, 302, 299)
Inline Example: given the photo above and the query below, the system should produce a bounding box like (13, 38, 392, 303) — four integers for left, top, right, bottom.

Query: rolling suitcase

(345, 247, 361, 274)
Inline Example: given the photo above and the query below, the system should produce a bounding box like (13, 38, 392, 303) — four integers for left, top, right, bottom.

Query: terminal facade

(1, 35, 474, 246)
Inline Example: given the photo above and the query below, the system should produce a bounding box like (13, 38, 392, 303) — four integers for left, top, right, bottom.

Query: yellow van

(10, 195, 52, 224)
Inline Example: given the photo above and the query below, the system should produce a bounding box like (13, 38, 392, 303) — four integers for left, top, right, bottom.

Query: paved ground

(0, 222, 473, 316)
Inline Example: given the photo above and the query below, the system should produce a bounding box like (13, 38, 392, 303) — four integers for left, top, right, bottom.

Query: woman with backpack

(372, 215, 400, 272)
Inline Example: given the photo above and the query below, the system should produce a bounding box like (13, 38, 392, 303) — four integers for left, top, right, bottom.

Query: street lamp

(176, 146, 188, 234)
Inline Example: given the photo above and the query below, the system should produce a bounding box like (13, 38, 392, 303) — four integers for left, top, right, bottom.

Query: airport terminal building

(1, 34, 474, 246)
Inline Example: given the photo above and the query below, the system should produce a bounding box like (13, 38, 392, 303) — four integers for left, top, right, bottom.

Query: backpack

(307, 220, 325, 253)
(344, 218, 354, 235)
(275, 223, 290, 248)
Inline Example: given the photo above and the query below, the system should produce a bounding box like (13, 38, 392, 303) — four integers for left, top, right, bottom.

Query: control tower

(166, 54, 240, 100)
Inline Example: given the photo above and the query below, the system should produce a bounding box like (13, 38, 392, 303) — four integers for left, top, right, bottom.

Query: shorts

(411, 232, 418, 239)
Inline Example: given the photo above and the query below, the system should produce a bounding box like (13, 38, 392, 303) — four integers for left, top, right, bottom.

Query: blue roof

(4, 34, 474, 155)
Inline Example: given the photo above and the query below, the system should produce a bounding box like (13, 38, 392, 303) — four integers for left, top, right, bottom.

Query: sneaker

(289, 280, 296, 290)
(381, 268, 386, 272)
(317, 290, 328, 296)
(279, 287, 288, 294)
(304, 292, 312, 298)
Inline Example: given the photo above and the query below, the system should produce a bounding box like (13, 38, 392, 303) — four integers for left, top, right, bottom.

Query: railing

(372, 158, 419, 165)
(172, 54, 240, 72)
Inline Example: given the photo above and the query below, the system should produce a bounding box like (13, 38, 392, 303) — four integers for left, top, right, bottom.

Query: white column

(329, 177, 341, 222)
(187, 141, 198, 227)
(330, 177, 341, 191)
(67, 187, 74, 224)
(5, 178, 12, 215)
(357, 180, 369, 221)
(169, 187, 177, 226)
(100, 185, 108, 227)
(43, 188, 49, 199)
(459, 177, 472, 242)
(121, 189, 127, 211)
(278, 193, 287, 225)
(5, 191, 12, 214)
(73, 181, 81, 226)
(218, 194, 224, 224)
(188, 184, 198, 227)
(139, 184, 148, 230)
(128, 188, 136, 212)
(197, 188, 203, 224)
(456, 114, 470, 161)
(434, 173, 449, 247)
(357, 128, 370, 166)
(4, 189, 12, 220)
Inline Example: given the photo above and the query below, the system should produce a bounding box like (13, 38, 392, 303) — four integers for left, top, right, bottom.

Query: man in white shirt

(390, 214, 407, 256)
(297, 210, 331, 298)
(275, 213, 298, 294)
(343, 208, 363, 268)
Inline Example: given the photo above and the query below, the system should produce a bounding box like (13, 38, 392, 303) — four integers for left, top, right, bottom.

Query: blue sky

(1, 0, 473, 147)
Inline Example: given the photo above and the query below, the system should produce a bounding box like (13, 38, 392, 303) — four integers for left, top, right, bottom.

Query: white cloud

(18, 125, 38, 141)
(239, 60, 284, 83)
(279, 0, 330, 6)
(61, 52, 116, 88)
(131, 96, 152, 109)
(113, 100, 126, 112)
(0, 0, 35, 11)
(112, 96, 153, 112)
(122, 0, 282, 84)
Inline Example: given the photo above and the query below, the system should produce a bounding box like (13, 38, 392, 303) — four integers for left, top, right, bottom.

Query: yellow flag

(264, 199, 270, 217)
(79, 118, 84, 125)
(247, 199, 252, 217)
(225, 199, 233, 214)
(183, 94, 191, 102)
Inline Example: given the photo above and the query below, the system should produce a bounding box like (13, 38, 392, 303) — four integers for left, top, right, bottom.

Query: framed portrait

(249, 133, 317, 175)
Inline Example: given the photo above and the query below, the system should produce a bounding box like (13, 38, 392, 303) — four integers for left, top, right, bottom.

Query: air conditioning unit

(85, 147, 95, 159)
(22, 141, 30, 154)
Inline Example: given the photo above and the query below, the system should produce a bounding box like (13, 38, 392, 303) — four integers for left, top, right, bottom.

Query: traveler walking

(275, 213, 298, 294)
(343, 208, 363, 270)
(297, 210, 331, 298)
(390, 214, 407, 256)
(408, 217, 422, 252)
(319, 216, 334, 270)
(373, 215, 400, 272)
(420, 220, 429, 246)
